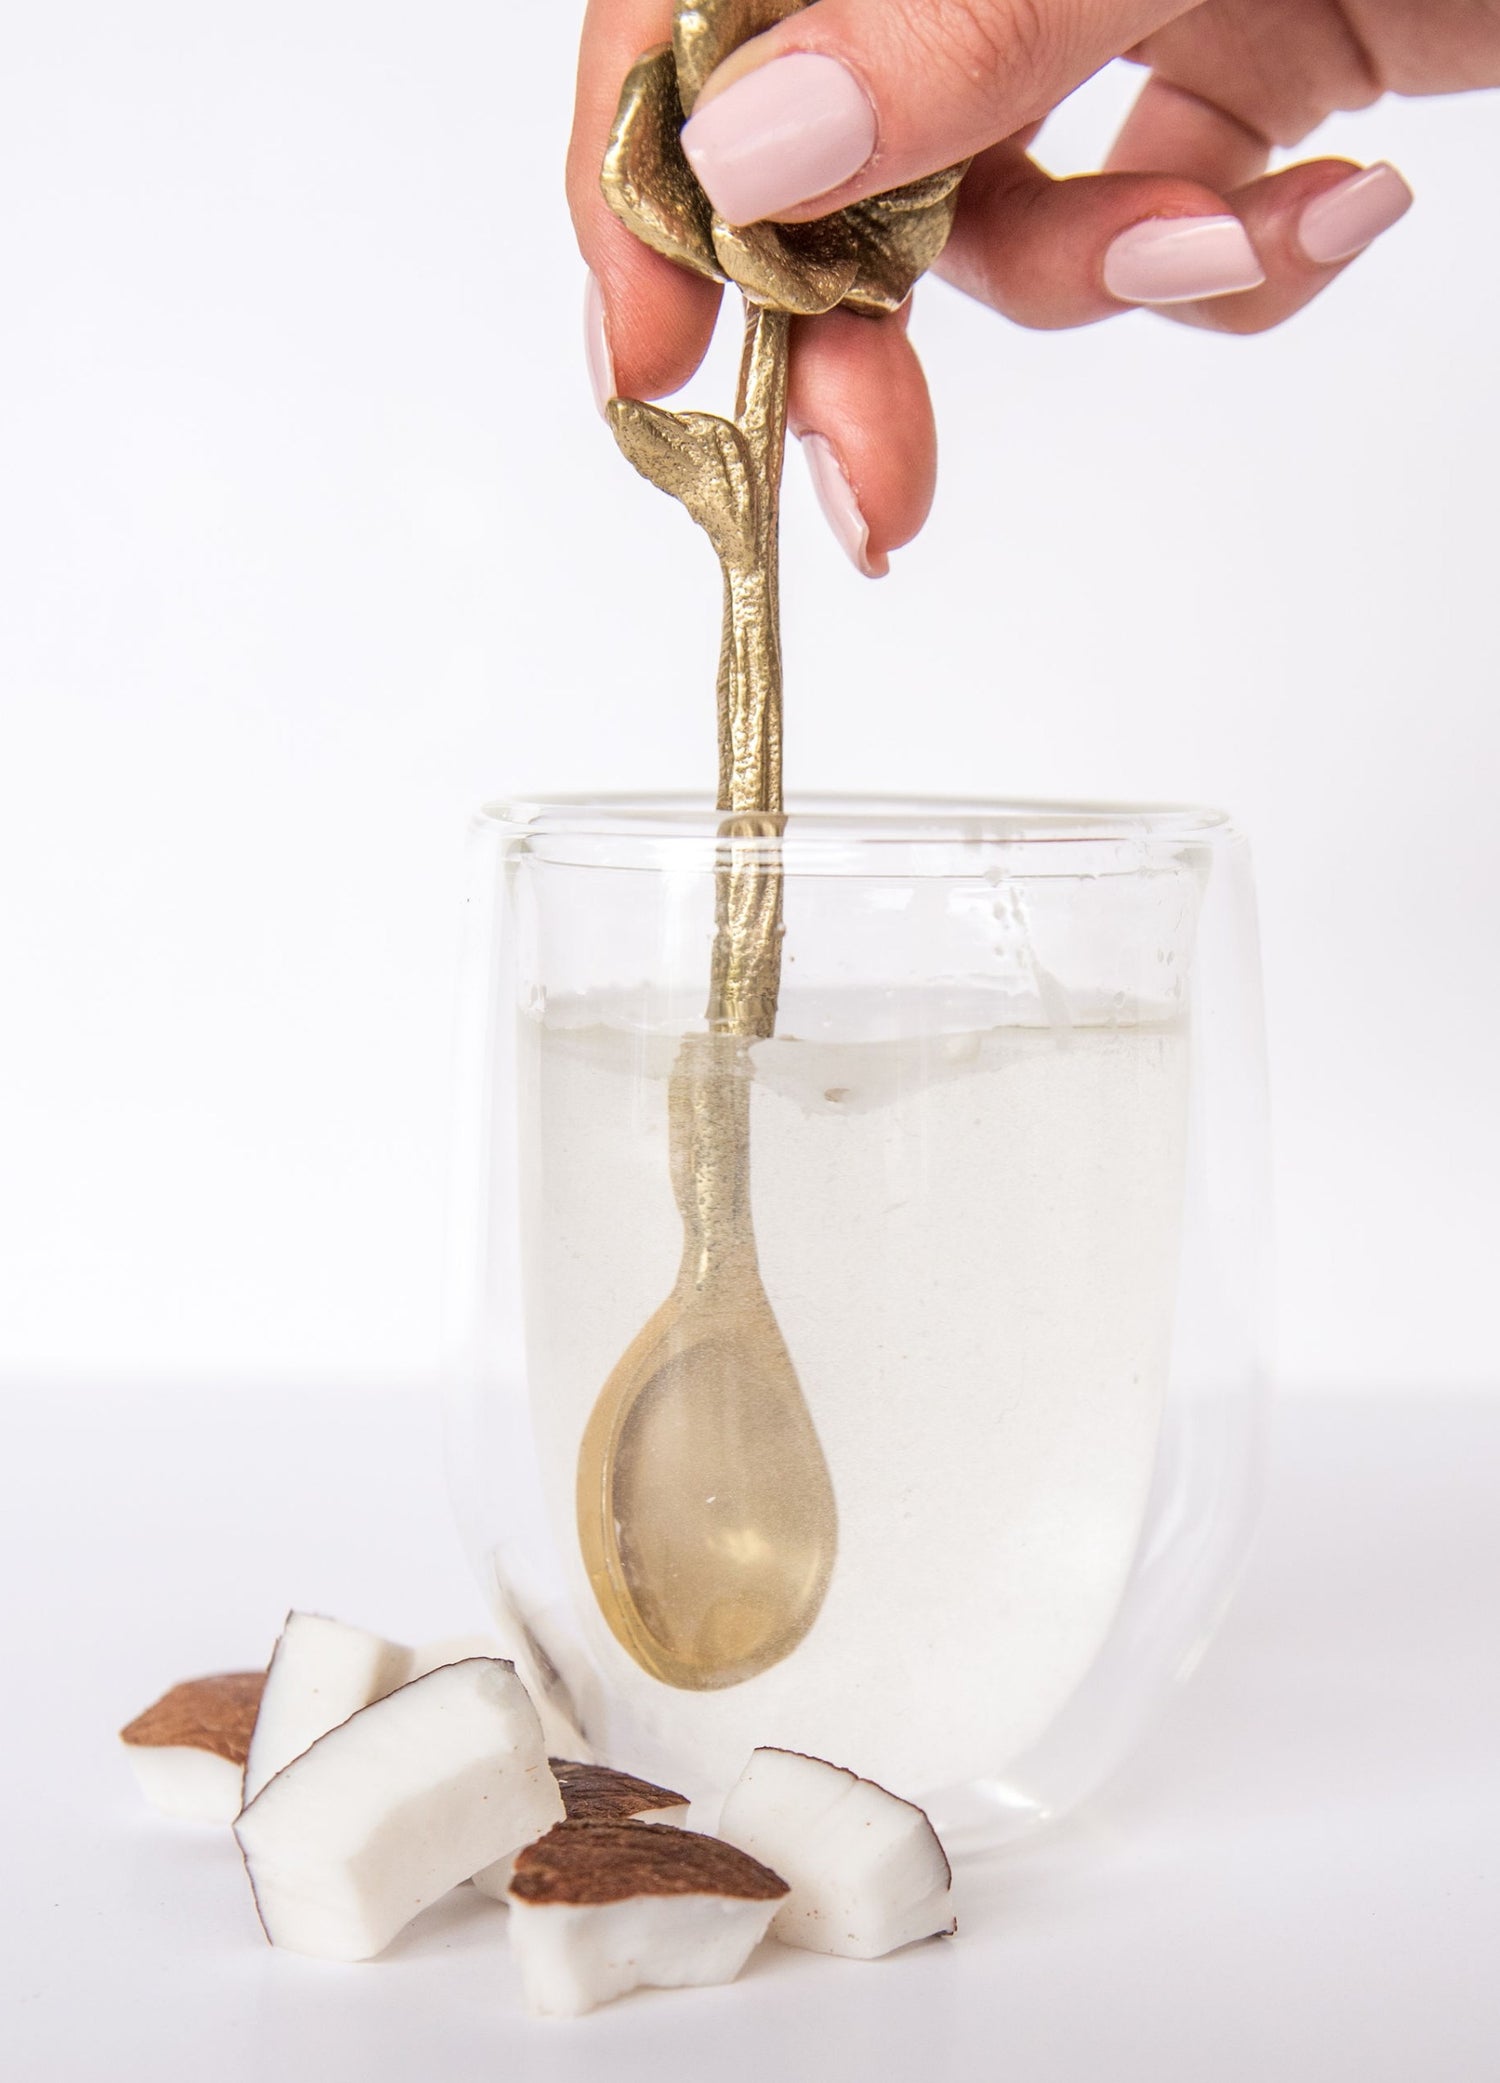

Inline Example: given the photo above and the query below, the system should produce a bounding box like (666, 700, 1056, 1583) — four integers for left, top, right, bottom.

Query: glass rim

(480, 791, 1238, 852)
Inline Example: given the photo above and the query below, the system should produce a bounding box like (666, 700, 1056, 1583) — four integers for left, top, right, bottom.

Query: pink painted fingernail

(1298, 162, 1413, 265)
(1103, 215, 1266, 305)
(802, 434, 887, 579)
(584, 271, 615, 417)
(681, 53, 876, 226)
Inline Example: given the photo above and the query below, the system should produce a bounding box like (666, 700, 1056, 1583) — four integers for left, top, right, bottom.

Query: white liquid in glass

(517, 987, 1190, 1799)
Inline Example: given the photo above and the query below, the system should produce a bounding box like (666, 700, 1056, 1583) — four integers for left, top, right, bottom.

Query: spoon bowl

(576, 1035, 837, 1690)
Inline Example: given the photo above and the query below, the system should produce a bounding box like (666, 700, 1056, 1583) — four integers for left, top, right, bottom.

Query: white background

(2, 2, 1497, 1399)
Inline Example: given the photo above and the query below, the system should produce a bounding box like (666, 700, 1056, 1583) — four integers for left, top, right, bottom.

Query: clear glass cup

(446, 795, 1270, 1849)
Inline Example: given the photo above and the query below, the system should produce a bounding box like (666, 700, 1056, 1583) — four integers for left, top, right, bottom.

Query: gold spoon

(577, 290, 839, 1685)
(574, 4, 966, 1688)
(576, 1024, 837, 1689)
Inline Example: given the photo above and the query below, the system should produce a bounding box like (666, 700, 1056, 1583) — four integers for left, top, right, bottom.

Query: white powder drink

(517, 985, 1190, 1800)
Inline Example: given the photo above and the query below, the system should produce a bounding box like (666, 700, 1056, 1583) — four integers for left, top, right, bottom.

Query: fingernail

(801, 434, 887, 579)
(1297, 162, 1413, 265)
(1103, 215, 1266, 305)
(681, 53, 876, 226)
(584, 271, 614, 417)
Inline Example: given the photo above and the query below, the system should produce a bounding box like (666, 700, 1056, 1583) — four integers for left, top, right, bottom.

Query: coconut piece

(507, 1821, 787, 2016)
(241, 1611, 413, 1806)
(120, 1672, 266, 1823)
(471, 1757, 690, 1900)
(235, 1658, 563, 1961)
(716, 1747, 955, 1959)
(242, 1616, 505, 1807)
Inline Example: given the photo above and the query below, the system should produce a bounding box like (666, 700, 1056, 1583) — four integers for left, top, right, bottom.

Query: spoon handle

(673, 807, 784, 1283)
(668, 1033, 753, 1286)
(708, 813, 784, 1042)
(716, 304, 789, 818)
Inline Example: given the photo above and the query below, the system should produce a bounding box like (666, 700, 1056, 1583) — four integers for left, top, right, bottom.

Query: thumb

(680, 0, 1195, 227)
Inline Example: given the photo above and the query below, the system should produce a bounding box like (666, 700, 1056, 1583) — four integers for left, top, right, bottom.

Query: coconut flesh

(235, 1658, 563, 1961)
(507, 1821, 788, 2017)
(472, 1758, 690, 1899)
(241, 1611, 497, 1806)
(119, 1672, 266, 1823)
(716, 1747, 956, 1958)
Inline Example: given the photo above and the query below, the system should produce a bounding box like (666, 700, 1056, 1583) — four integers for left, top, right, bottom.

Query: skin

(569, 0, 1500, 563)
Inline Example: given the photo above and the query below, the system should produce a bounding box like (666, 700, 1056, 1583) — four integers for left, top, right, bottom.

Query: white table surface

(4, 1386, 1496, 2081)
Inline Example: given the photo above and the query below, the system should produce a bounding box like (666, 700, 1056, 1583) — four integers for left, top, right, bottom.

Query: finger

(1127, 3, 1383, 149)
(1101, 67, 1413, 334)
(569, 0, 721, 401)
(935, 144, 1412, 334)
(1107, 74, 1271, 189)
(936, 145, 1266, 329)
(676, 0, 1197, 227)
(1154, 157, 1414, 336)
(787, 308, 937, 577)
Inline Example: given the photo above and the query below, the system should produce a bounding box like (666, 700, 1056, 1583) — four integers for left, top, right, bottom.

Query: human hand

(571, 2, 1494, 573)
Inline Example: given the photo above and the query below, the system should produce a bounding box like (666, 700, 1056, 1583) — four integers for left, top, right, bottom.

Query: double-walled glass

(448, 796, 1269, 1847)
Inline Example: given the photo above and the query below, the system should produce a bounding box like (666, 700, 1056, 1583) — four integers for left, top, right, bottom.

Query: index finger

(569, 0, 722, 402)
